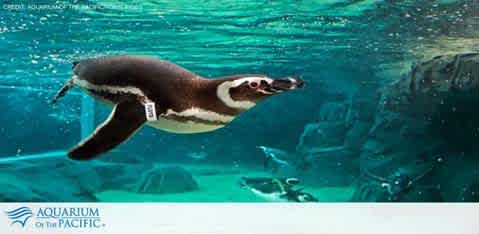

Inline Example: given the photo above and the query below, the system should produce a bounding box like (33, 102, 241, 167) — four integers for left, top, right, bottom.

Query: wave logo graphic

(5, 207, 33, 227)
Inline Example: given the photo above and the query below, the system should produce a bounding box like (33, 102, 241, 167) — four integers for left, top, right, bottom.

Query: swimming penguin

(363, 164, 439, 201)
(257, 146, 292, 172)
(52, 56, 304, 160)
(258, 146, 312, 173)
(239, 177, 318, 202)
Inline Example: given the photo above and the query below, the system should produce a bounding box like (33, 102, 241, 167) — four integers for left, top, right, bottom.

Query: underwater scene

(0, 0, 478, 202)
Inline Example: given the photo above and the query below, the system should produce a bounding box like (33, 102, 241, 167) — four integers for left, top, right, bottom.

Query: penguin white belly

(147, 117, 225, 134)
(250, 188, 287, 202)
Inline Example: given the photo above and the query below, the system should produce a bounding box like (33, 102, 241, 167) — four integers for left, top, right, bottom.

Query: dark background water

(0, 0, 477, 165)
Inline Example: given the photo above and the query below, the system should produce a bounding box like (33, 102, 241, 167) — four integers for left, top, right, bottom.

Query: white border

(0, 203, 477, 234)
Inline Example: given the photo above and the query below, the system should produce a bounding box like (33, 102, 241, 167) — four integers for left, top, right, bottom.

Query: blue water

(0, 0, 478, 202)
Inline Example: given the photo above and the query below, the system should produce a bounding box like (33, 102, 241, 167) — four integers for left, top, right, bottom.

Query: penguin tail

(51, 77, 74, 104)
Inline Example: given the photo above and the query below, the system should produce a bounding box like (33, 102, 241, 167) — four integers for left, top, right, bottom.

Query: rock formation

(135, 166, 199, 194)
(354, 53, 479, 201)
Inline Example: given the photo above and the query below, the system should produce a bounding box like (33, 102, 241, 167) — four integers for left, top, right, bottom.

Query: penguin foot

(52, 78, 74, 104)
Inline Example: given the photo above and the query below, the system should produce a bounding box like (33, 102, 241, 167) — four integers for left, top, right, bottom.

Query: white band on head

(217, 77, 274, 109)
(217, 81, 256, 109)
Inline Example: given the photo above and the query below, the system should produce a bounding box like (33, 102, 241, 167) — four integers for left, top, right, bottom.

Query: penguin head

(216, 75, 305, 110)
(285, 177, 300, 186)
(388, 172, 413, 195)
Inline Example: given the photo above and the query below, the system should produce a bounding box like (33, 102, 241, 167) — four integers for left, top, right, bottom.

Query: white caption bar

(0, 203, 476, 234)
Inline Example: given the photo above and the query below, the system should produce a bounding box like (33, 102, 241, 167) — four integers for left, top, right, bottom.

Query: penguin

(239, 176, 318, 202)
(258, 146, 312, 173)
(53, 55, 304, 160)
(258, 146, 292, 172)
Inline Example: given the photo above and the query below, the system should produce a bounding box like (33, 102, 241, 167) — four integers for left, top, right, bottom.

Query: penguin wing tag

(68, 99, 147, 160)
(144, 102, 157, 121)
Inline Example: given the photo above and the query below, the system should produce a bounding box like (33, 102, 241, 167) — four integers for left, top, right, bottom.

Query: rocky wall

(353, 53, 479, 201)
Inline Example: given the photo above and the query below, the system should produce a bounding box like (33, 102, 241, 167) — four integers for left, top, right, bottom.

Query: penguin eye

(249, 81, 259, 89)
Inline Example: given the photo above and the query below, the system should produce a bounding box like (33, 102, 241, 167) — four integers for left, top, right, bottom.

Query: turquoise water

(0, 1, 478, 202)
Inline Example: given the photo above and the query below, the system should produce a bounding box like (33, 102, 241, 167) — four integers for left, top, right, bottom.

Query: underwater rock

(92, 162, 148, 191)
(343, 95, 378, 152)
(380, 53, 479, 116)
(294, 99, 365, 186)
(0, 169, 97, 202)
(344, 121, 372, 152)
(318, 102, 348, 122)
(0, 174, 44, 202)
(54, 161, 103, 194)
(297, 100, 358, 154)
(135, 166, 199, 194)
(355, 53, 479, 201)
(302, 148, 357, 187)
(0, 156, 100, 202)
(29, 179, 98, 202)
(297, 122, 348, 153)
(21, 166, 98, 202)
(432, 151, 479, 202)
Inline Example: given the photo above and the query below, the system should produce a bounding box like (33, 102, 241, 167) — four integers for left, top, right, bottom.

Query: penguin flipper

(264, 155, 272, 170)
(68, 100, 146, 160)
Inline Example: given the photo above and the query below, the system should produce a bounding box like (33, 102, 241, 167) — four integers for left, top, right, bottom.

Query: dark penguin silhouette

(239, 177, 318, 202)
(53, 56, 304, 160)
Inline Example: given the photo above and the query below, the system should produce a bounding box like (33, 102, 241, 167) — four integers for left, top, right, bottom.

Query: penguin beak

(269, 77, 305, 93)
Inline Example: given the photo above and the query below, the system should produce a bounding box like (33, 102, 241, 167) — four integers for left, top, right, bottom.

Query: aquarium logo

(5, 207, 33, 227)
(4, 206, 106, 229)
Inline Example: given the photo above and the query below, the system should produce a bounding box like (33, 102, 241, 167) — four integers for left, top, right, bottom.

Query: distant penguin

(52, 56, 304, 160)
(239, 177, 318, 202)
(257, 146, 292, 172)
(258, 146, 312, 173)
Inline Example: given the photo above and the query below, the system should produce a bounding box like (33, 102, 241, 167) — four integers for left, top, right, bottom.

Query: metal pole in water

(80, 93, 95, 139)
(0, 93, 95, 163)
(0, 150, 67, 164)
